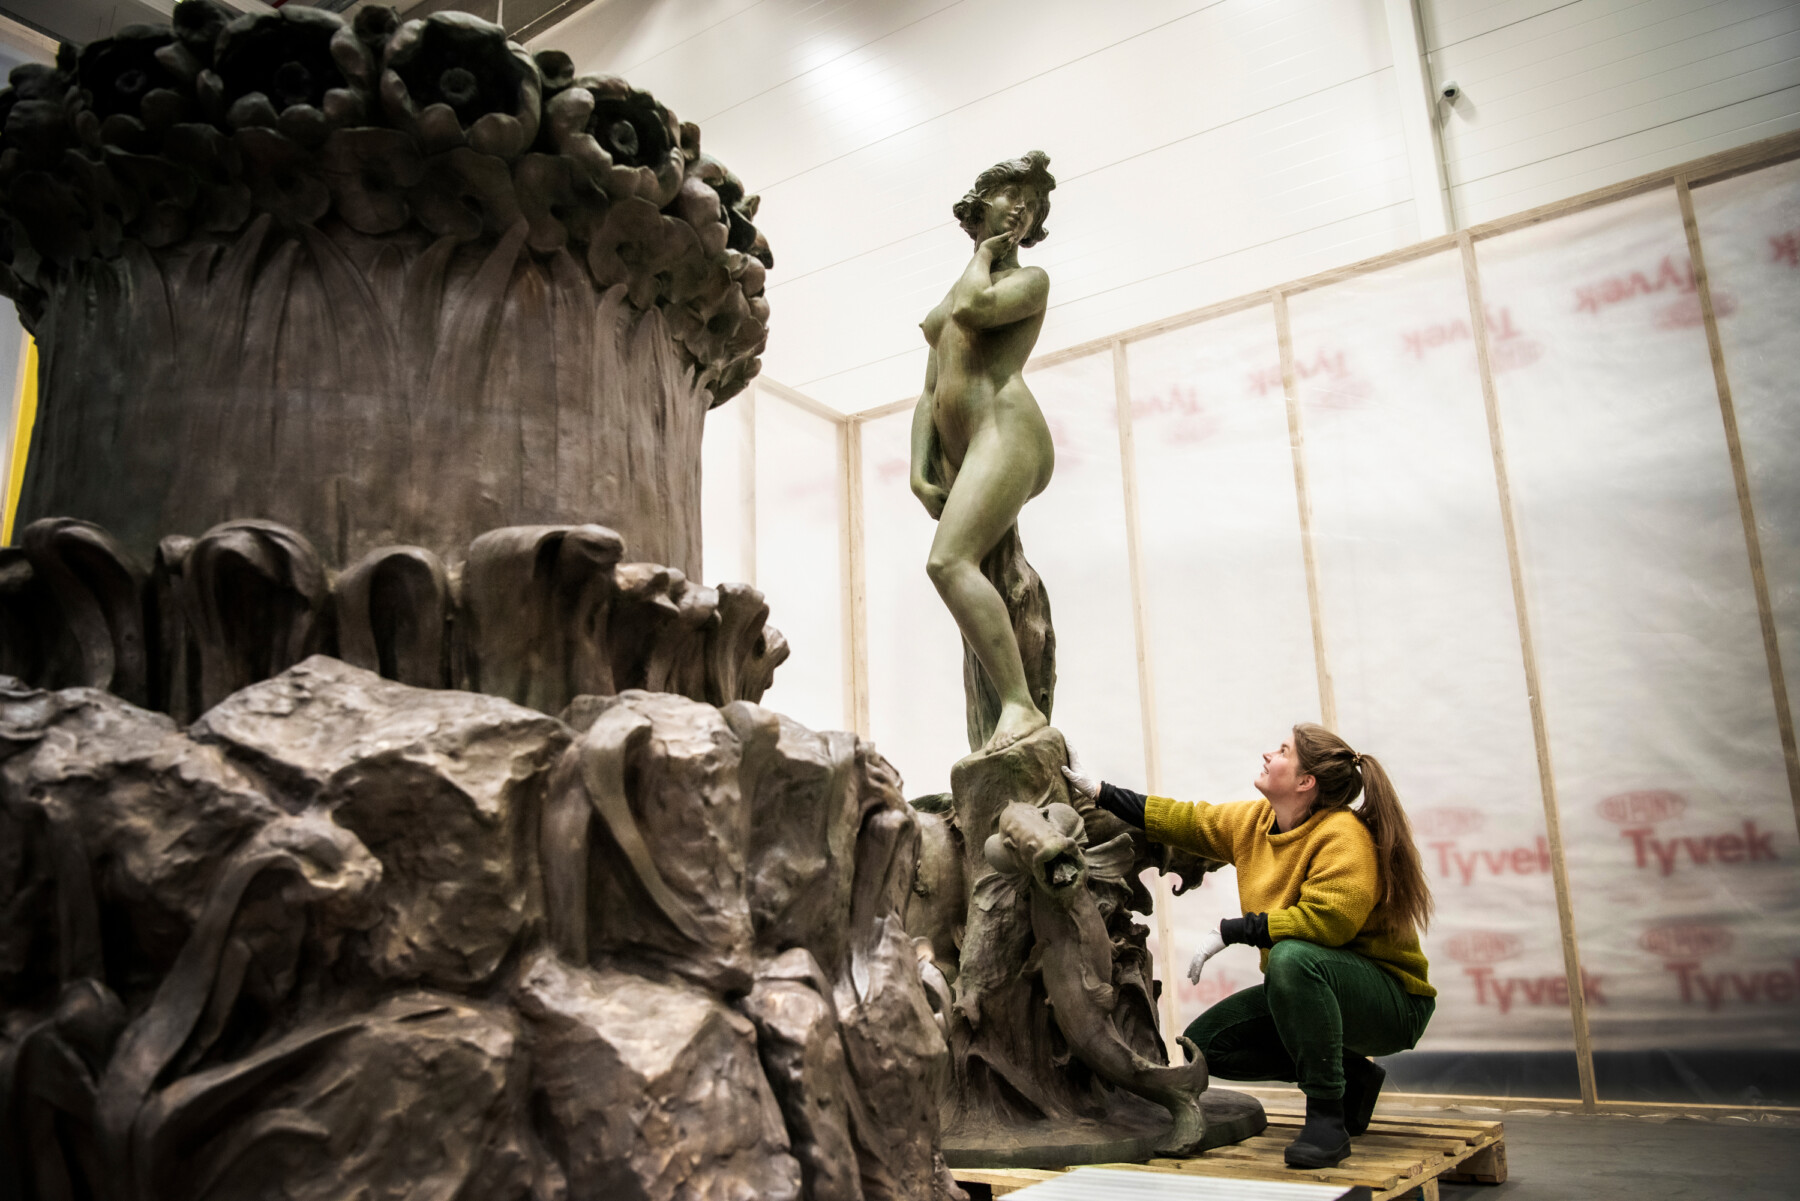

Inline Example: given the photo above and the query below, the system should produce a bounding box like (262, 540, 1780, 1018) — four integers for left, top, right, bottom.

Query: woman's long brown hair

(1292, 723, 1433, 936)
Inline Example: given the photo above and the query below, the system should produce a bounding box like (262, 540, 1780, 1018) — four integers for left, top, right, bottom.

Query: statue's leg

(926, 426, 1047, 753)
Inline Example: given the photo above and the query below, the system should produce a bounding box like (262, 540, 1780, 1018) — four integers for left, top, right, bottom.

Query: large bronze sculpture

(0, 5, 963, 1199)
(2, 3, 770, 575)
(904, 154, 1265, 1167)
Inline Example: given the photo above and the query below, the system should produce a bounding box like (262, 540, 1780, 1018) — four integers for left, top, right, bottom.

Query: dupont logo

(1444, 931, 1522, 965)
(1465, 965, 1605, 1013)
(1412, 807, 1484, 839)
(1640, 923, 1733, 960)
(1596, 791, 1685, 825)
(1487, 337, 1543, 373)
(1181, 967, 1248, 1008)
(1430, 835, 1550, 884)
(1399, 306, 1537, 374)
(1623, 821, 1777, 875)
(1247, 349, 1355, 399)
(1573, 254, 1695, 314)
(1132, 386, 1220, 444)
(1772, 230, 1798, 268)
(1655, 290, 1737, 330)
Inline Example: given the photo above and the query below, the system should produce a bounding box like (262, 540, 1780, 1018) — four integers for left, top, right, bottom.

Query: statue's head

(953, 150, 1056, 248)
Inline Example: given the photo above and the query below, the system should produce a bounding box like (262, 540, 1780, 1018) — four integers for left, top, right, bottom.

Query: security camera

(1439, 80, 1461, 102)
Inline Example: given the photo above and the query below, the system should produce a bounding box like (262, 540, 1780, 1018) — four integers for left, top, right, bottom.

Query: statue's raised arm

(911, 150, 1057, 754)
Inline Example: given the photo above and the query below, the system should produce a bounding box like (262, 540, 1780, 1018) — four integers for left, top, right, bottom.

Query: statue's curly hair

(952, 150, 1055, 247)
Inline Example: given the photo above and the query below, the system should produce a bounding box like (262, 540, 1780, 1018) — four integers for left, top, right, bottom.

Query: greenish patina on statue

(911, 150, 1058, 754)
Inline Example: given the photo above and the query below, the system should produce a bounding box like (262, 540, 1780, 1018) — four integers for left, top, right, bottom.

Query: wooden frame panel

(1458, 232, 1598, 1111)
(1673, 176, 1800, 842)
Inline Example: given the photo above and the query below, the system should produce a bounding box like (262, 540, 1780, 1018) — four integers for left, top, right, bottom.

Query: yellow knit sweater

(1145, 795, 1435, 997)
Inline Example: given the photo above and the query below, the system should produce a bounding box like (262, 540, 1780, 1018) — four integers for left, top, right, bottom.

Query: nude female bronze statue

(904, 155, 1260, 1165)
(911, 151, 1057, 754)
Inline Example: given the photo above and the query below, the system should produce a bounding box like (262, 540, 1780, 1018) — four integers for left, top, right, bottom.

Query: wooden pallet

(955, 1109, 1506, 1200)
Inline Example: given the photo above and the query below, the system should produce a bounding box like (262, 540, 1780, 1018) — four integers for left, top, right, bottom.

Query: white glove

(1061, 749, 1100, 801)
(1187, 929, 1228, 984)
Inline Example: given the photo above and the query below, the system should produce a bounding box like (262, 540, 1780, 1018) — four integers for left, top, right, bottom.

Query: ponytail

(1291, 723, 1433, 936)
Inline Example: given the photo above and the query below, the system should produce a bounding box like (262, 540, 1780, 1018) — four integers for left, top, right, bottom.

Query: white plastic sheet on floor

(702, 155, 1800, 1105)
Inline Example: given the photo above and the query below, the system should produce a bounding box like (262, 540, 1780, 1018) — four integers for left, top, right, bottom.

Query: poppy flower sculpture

(0, 0, 772, 580)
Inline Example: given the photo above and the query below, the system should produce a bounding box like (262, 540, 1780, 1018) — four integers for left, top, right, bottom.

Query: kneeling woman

(1064, 724, 1435, 1168)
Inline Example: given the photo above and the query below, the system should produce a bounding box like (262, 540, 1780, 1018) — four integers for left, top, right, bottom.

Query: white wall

(537, 0, 1419, 412)
(1422, 0, 1800, 226)
(538, 0, 1798, 415)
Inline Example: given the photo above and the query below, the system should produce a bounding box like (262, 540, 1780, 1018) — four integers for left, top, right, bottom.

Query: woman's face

(981, 182, 1038, 240)
(1255, 731, 1310, 800)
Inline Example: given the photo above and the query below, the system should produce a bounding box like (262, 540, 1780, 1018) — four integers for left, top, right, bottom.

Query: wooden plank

(1348, 1134, 1470, 1155)
(1458, 231, 1598, 1111)
(1255, 1085, 1800, 1120)
(843, 416, 871, 737)
(956, 1111, 1505, 1200)
(1401, 1177, 1439, 1201)
(1267, 1119, 1497, 1145)
(853, 394, 917, 423)
(1109, 338, 1184, 1057)
(1258, 1106, 1502, 1136)
(1112, 338, 1163, 800)
(1675, 175, 1800, 844)
(1444, 1140, 1507, 1185)
(1272, 290, 1337, 731)
(740, 385, 757, 588)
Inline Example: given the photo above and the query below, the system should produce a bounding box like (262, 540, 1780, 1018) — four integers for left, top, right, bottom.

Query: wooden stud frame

(1272, 291, 1339, 732)
(1459, 232, 1598, 1111)
(1109, 339, 1184, 1056)
(844, 415, 872, 737)
(734, 128, 1800, 1116)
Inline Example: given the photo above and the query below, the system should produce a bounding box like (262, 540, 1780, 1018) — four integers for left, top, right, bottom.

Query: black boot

(1341, 1053, 1386, 1137)
(1285, 1095, 1351, 1168)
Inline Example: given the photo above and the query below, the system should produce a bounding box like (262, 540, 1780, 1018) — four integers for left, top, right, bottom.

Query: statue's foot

(981, 704, 1049, 754)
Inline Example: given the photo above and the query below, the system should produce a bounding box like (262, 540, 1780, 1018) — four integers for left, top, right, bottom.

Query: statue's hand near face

(977, 201, 1031, 260)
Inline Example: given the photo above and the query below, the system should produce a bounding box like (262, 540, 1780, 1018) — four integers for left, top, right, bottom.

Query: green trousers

(1182, 939, 1435, 1100)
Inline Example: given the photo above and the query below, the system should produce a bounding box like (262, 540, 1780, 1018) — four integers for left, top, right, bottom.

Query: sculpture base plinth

(941, 1089, 1268, 1169)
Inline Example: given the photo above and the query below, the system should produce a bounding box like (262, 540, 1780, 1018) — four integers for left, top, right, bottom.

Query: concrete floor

(1394, 1108, 1800, 1201)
